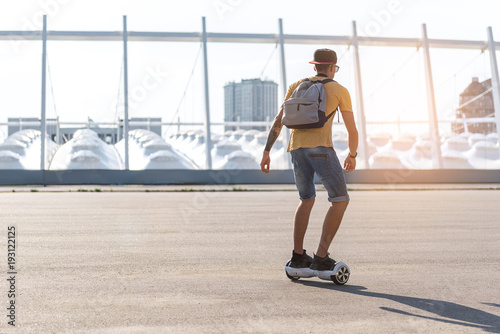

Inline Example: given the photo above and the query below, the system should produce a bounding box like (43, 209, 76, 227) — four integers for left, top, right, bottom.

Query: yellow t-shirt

(286, 75, 353, 152)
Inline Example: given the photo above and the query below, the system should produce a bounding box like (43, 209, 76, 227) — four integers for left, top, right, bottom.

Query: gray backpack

(282, 78, 336, 129)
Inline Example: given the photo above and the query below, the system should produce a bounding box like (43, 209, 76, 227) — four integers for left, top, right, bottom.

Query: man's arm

(341, 111, 358, 172)
(260, 105, 284, 173)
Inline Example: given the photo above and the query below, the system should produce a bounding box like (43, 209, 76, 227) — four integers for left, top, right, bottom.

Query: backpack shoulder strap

(319, 78, 335, 84)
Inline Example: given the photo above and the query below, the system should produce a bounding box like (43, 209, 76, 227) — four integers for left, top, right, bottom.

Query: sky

(1, 0, 500, 139)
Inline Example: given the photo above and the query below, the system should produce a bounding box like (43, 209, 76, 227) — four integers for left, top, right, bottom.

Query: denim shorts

(290, 146, 349, 202)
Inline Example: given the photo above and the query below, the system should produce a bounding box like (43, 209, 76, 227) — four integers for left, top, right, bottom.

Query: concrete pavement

(0, 188, 499, 333)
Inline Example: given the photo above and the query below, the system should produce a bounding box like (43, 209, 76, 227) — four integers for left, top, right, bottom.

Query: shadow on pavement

(483, 303, 500, 309)
(294, 281, 500, 333)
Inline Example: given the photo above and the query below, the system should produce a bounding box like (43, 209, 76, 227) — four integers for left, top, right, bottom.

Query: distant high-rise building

(224, 78, 278, 131)
(453, 77, 496, 134)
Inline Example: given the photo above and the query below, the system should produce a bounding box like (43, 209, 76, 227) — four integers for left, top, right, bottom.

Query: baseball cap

(309, 48, 337, 64)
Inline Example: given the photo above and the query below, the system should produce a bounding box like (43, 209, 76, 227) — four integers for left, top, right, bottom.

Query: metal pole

(56, 116, 61, 145)
(40, 15, 47, 170)
(278, 18, 291, 169)
(278, 19, 287, 99)
(422, 24, 443, 169)
(487, 26, 500, 145)
(351, 21, 370, 169)
(123, 15, 130, 170)
(117, 119, 121, 141)
(202, 17, 213, 169)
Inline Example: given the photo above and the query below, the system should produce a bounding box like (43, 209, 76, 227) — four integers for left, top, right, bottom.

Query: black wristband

(348, 152, 357, 158)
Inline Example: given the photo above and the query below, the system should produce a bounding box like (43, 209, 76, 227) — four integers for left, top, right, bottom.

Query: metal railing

(1, 16, 500, 171)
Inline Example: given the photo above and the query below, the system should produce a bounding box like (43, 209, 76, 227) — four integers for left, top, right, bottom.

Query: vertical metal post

(462, 113, 469, 133)
(351, 21, 370, 169)
(117, 119, 121, 142)
(202, 17, 213, 169)
(487, 26, 500, 145)
(123, 15, 130, 170)
(278, 18, 291, 169)
(40, 15, 47, 170)
(422, 24, 443, 169)
(278, 19, 287, 99)
(56, 116, 61, 145)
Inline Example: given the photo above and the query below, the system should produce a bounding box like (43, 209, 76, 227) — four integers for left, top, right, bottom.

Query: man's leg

(316, 200, 349, 257)
(293, 198, 315, 254)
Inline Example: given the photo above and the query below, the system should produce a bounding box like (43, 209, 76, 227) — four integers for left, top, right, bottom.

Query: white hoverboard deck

(285, 261, 350, 285)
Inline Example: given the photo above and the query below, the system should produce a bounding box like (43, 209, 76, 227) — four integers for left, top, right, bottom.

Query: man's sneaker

(288, 250, 313, 268)
(310, 253, 337, 271)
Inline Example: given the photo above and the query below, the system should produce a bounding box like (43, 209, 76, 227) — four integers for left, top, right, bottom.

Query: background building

(224, 79, 278, 131)
(453, 77, 496, 134)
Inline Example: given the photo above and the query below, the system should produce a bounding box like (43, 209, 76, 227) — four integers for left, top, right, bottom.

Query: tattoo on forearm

(264, 122, 282, 152)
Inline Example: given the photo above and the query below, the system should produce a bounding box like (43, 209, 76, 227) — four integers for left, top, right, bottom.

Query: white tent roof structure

(0, 129, 56, 170)
(116, 129, 198, 170)
(49, 129, 123, 170)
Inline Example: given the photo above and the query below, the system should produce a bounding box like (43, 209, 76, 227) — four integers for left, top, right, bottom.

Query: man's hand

(344, 156, 356, 172)
(260, 151, 271, 173)
(260, 105, 284, 174)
